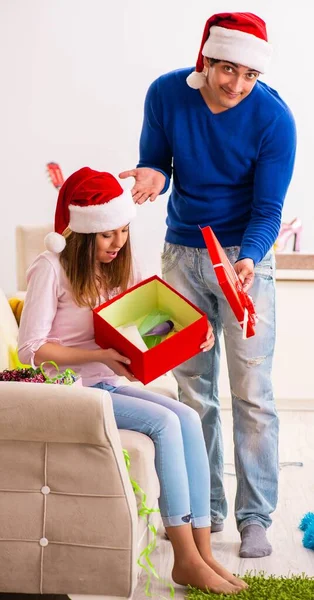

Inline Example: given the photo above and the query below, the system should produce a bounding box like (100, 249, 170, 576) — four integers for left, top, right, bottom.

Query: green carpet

(186, 572, 314, 599)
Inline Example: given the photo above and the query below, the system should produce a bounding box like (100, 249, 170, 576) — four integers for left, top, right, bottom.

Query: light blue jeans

(161, 242, 279, 533)
(91, 382, 210, 529)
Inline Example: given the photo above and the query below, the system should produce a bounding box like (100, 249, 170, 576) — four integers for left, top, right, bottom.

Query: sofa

(0, 231, 178, 597)
(15, 224, 53, 292)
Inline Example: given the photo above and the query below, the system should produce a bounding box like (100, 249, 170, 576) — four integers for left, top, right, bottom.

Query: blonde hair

(60, 231, 133, 308)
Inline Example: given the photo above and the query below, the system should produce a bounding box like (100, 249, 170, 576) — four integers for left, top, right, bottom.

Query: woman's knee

(155, 406, 181, 434)
(175, 402, 203, 432)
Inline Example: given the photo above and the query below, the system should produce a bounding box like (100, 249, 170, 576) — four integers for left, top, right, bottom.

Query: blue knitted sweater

(137, 67, 296, 264)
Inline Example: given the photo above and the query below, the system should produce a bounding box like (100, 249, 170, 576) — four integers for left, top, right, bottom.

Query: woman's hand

(99, 348, 137, 381)
(33, 344, 137, 381)
(119, 167, 165, 204)
(200, 321, 215, 352)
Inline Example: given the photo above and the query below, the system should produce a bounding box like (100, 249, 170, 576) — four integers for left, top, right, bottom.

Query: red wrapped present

(201, 226, 257, 338)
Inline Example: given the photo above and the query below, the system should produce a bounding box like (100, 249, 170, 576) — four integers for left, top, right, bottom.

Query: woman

(18, 167, 247, 594)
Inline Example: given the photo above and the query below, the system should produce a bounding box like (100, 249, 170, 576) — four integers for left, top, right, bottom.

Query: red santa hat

(45, 167, 136, 253)
(186, 12, 272, 89)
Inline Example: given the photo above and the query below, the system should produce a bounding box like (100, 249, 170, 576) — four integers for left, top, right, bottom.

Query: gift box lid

(201, 226, 256, 338)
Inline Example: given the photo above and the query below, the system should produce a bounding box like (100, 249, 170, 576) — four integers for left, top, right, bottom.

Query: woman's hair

(59, 231, 133, 308)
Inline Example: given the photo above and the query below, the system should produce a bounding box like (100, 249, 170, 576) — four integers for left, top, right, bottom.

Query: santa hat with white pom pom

(45, 167, 136, 253)
(186, 12, 272, 90)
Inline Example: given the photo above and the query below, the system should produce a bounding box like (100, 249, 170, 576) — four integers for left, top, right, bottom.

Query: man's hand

(234, 258, 255, 292)
(119, 167, 165, 204)
(200, 321, 215, 352)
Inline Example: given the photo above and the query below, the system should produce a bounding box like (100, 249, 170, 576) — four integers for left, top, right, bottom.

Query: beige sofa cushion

(119, 430, 160, 510)
(16, 224, 52, 291)
(0, 288, 19, 370)
(119, 429, 161, 567)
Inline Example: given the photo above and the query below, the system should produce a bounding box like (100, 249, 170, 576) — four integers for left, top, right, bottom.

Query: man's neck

(199, 88, 229, 114)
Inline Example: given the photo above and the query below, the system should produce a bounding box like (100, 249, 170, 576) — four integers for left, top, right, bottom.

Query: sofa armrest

(0, 382, 115, 445)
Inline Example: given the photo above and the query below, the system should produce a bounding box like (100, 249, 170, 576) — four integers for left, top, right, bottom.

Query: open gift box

(93, 275, 208, 384)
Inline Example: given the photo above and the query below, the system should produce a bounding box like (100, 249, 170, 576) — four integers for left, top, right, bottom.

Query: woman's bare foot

(172, 559, 242, 595)
(202, 556, 248, 590)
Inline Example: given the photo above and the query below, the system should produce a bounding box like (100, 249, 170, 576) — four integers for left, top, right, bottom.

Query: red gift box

(201, 226, 257, 338)
(93, 275, 208, 385)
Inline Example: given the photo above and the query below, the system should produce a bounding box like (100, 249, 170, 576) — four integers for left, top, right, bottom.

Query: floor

(133, 408, 314, 599)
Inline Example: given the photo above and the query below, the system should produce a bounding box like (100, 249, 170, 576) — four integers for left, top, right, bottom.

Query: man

(120, 12, 296, 558)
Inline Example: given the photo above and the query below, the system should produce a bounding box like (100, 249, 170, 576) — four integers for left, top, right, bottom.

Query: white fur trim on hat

(186, 71, 207, 89)
(202, 26, 272, 74)
(69, 189, 136, 233)
(45, 231, 66, 253)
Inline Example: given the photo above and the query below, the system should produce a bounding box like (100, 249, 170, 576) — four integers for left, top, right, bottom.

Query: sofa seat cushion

(119, 430, 159, 510)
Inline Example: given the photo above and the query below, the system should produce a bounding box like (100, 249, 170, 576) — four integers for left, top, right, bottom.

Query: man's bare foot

(202, 556, 248, 590)
(172, 559, 242, 595)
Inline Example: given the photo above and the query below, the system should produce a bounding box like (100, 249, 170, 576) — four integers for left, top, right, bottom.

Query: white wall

(218, 278, 314, 402)
(0, 0, 313, 295)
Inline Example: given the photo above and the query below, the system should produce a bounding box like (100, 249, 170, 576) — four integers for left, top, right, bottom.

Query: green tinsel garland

(123, 449, 175, 598)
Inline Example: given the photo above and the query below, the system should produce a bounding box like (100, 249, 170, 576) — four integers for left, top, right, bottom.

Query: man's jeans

(162, 242, 279, 532)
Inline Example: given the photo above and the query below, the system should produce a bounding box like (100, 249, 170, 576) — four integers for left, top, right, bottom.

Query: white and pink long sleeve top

(18, 251, 140, 387)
